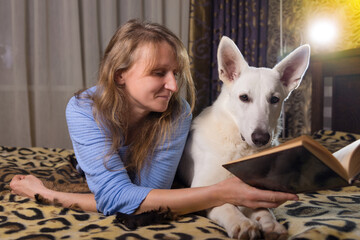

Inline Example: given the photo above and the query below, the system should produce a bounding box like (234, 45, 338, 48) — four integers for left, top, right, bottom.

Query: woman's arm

(10, 175, 297, 215)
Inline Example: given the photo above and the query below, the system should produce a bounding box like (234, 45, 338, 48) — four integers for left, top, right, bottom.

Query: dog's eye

(239, 94, 249, 102)
(270, 96, 280, 104)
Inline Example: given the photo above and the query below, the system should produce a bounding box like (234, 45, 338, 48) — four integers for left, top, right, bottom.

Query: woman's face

(117, 41, 179, 120)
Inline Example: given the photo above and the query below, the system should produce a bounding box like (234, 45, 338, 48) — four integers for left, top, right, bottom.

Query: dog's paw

(257, 216, 288, 240)
(226, 219, 261, 239)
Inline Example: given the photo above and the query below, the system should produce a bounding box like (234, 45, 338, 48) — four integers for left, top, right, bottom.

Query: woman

(10, 19, 298, 216)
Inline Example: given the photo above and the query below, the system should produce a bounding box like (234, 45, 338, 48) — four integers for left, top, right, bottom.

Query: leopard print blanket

(0, 130, 359, 240)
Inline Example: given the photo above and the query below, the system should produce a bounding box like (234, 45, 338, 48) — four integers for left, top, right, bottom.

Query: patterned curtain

(267, 0, 311, 138)
(188, 0, 268, 115)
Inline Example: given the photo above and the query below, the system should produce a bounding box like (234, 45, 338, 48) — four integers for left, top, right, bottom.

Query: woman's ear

(115, 70, 125, 85)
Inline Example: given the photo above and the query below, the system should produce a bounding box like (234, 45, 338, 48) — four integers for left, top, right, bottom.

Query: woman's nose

(164, 72, 178, 92)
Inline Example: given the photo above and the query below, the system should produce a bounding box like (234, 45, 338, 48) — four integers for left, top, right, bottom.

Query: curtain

(0, 0, 189, 149)
(267, 0, 312, 137)
(188, 0, 268, 115)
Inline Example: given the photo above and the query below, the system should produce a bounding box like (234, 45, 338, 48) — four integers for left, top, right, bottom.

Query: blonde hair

(78, 19, 195, 177)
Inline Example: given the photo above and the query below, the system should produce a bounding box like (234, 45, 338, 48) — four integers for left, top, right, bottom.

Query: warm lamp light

(308, 19, 337, 45)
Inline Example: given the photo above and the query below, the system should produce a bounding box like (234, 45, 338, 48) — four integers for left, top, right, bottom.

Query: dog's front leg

(208, 203, 261, 239)
(246, 208, 288, 240)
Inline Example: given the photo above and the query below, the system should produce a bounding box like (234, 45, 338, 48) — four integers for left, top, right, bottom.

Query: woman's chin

(152, 104, 169, 113)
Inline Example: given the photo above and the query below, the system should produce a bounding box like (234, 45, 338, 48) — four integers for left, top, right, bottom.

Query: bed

(1, 48, 360, 239)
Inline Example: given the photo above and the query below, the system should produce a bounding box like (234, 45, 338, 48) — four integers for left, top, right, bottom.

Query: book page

(226, 136, 305, 164)
(301, 137, 349, 180)
(333, 139, 360, 181)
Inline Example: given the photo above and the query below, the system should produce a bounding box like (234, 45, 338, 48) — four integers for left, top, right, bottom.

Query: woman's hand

(215, 177, 298, 209)
(9, 175, 48, 199)
(9, 174, 97, 211)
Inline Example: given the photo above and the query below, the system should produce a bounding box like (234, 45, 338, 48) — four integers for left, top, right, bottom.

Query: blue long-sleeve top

(66, 86, 192, 215)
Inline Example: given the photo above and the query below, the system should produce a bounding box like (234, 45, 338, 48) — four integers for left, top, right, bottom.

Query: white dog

(178, 36, 310, 239)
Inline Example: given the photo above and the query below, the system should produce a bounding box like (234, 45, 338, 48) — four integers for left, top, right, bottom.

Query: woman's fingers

(9, 174, 44, 199)
(248, 184, 298, 202)
(222, 177, 298, 209)
(11, 175, 25, 181)
(248, 190, 298, 209)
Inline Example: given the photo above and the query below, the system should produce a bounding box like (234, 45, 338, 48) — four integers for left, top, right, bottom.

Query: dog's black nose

(251, 130, 270, 147)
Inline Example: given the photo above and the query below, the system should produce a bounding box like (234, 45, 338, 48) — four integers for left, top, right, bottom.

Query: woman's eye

(270, 96, 280, 104)
(153, 71, 165, 77)
(239, 94, 249, 102)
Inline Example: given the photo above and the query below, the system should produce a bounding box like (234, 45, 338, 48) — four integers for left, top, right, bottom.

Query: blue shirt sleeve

(66, 91, 192, 215)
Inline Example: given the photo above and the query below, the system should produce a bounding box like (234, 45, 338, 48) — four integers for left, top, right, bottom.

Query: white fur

(178, 36, 310, 239)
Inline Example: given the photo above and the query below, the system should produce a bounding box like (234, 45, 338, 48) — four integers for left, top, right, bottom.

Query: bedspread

(0, 130, 359, 240)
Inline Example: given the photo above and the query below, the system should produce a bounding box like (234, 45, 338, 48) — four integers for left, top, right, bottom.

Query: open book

(223, 135, 360, 193)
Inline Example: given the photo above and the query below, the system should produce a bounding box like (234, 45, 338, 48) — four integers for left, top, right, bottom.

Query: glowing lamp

(308, 19, 337, 45)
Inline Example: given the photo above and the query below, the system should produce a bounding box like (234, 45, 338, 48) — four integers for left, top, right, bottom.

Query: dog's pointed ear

(274, 44, 310, 95)
(217, 36, 248, 84)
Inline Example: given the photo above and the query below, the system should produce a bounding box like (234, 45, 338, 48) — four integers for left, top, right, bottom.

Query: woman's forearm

(40, 189, 97, 212)
(136, 185, 221, 215)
